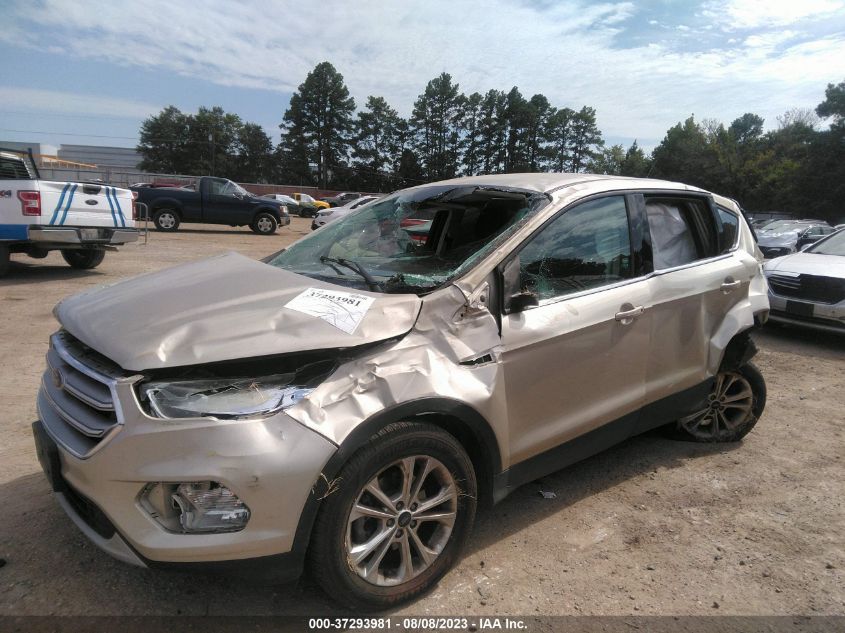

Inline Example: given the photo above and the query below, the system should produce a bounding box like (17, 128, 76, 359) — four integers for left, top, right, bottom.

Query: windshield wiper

(320, 256, 382, 291)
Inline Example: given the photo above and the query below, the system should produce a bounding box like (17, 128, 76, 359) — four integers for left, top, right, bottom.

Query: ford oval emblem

(85, 199, 98, 205)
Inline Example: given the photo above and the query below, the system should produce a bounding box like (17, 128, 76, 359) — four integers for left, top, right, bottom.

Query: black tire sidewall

(61, 249, 105, 269)
(0, 245, 9, 277)
(311, 423, 477, 610)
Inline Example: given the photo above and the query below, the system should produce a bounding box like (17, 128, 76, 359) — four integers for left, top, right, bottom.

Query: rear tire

(309, 422, 477, 610)
(250, 212, 278, 235)
(0, 245, 9, 277)
(61, 249, 106, 270)
(669, 362, 766, 442)
(153, 209, 180, 232)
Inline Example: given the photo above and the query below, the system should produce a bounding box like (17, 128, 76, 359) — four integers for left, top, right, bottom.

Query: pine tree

(353, 96, 405, 191)
(278, 62, 356, 188)
(410, 73, 464, 180)
(570, 107, 603, 172)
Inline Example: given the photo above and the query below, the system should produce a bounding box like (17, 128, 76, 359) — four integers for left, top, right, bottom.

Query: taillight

(17, 190, 41, 216)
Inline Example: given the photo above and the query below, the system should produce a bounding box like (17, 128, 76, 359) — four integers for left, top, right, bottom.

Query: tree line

(137, 62, 605, 191)
(137, 63, 845, 221)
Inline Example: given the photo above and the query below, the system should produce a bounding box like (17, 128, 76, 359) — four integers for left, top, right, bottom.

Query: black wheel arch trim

(253, 206, 281, 222)
(719, 328, 758, 372)
(290, 397, 503, 565)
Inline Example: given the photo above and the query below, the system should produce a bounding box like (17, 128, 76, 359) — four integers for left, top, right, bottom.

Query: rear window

(645, 197, 719, 269)
(0, 155, 32, 179)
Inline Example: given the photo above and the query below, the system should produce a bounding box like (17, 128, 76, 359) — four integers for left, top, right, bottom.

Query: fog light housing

(171, 482, 250, 533)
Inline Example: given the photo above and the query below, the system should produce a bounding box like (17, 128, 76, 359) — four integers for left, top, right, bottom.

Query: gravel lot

(1, 218, 843, 617)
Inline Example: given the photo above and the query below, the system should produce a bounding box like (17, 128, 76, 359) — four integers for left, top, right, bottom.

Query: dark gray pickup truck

(132, 177, 290, 235)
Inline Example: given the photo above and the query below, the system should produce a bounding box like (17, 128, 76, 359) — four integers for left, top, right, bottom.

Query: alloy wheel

(158, 212, 176, 229)
(679, 371, 755, 440)
(345, 455, 457, 587)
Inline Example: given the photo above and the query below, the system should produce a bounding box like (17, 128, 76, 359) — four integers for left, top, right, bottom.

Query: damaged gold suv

(33, 174, 769, 608)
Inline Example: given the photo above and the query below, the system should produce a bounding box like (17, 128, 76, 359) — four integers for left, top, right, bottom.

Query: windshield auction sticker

(285, 287, 376, 334)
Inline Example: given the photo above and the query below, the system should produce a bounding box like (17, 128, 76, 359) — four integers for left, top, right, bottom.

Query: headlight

(141, 374, 314, 419)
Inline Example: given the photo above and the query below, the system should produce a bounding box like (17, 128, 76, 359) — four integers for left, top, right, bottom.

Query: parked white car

(0, 148, 139, 276)
(763, 227, 845, 333)
(311, 195, 380, 230)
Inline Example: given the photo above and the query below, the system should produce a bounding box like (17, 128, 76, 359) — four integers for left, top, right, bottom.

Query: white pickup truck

(0, 148, 141, 277)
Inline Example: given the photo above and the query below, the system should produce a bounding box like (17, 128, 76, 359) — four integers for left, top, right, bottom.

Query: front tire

(61, 249, 106, 270)
(250, 212, 278, 235)
(153, 209, 180, 232)
(670, 362, 766, 442)
(309, 422, 477, 610)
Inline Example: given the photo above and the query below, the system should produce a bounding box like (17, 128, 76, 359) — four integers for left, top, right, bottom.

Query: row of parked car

(260, 191, 367, 218)
(130, 178, 374, 234)
(750, 217, 843, 258)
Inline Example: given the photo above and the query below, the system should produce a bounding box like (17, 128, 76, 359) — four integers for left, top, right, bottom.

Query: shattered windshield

(268, 185, 548, 294)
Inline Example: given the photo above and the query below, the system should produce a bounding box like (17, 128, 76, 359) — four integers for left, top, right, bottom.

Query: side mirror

(508, 291, 539, 313)
(501, 256, 539, 313)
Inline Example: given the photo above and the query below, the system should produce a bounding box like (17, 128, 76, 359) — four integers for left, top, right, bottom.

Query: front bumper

(767, 292, 845, 333)
(279, 215, 291, 227)
(33, 334, 337, 573)
(29, 226, 139, 246)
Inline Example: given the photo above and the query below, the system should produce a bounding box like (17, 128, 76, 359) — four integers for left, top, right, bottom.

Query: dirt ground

(0, 218, 843, 617)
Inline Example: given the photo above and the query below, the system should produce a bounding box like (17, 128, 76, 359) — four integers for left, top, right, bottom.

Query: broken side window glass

(518, 195, 632, 301)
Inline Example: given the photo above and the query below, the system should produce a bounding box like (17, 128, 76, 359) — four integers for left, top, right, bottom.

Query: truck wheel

(250, 212, 278, 235)
(61, 249, 106, 270)
(153, 209, 180, 232)
(669, 363, 766, 442)
(309, 422, 477, 610)
(0, 245, 9, 277)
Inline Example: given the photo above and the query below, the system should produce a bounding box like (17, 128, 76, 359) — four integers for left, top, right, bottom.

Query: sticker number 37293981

(285, 287, 376, 334)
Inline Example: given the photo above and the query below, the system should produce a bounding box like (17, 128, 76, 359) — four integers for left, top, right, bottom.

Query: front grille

(768, 273, 845, 305)
(38, 331, 125, 458)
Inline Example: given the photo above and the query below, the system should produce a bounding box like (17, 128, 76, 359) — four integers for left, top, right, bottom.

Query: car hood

(758, 232, 800, 247)
(55, 252, 423, 371)
(763, 252, 845, 276)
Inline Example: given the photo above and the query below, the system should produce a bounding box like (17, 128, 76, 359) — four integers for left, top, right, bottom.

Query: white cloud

(3, 0, 845, 142)
(0, 87, 160, 119)
(744, 30, 798, 48)
(701, 0, 845, 29)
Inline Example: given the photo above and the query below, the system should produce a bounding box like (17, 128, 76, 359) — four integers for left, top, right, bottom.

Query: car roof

(412, 172, 705, 195)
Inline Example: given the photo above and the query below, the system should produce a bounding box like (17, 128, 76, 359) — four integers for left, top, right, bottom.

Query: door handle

(720, 278, 741, 293)
(615, 305, 644, 323)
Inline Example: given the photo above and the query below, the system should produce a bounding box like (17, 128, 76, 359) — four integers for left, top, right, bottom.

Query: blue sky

(1, 0, 844, 153)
